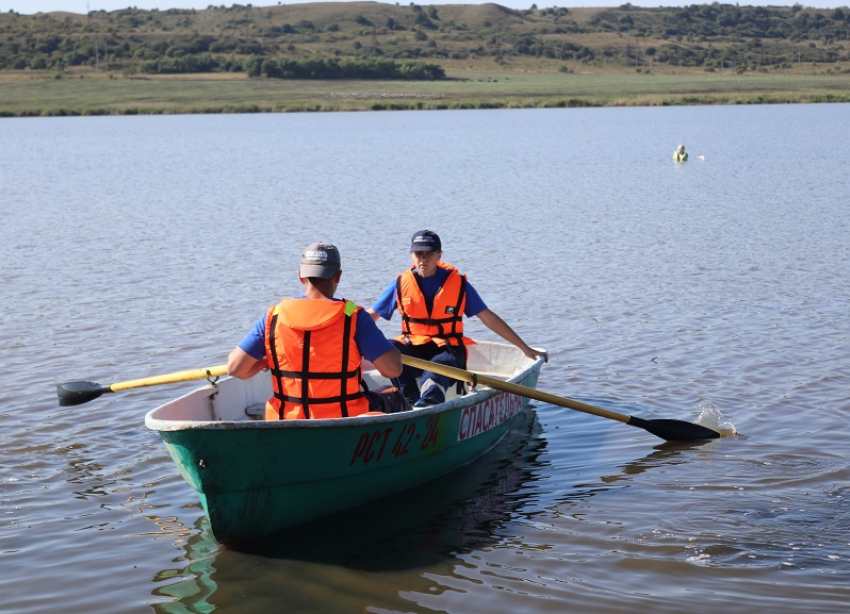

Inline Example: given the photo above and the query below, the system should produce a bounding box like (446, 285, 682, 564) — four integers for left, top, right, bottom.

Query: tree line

(128, 53, 444, 79)
(1, 3, 849, 75)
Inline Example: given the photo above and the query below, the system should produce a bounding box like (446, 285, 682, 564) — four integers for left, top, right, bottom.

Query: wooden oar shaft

(109, 365, 228, 392)
(401, 355, 630, 424)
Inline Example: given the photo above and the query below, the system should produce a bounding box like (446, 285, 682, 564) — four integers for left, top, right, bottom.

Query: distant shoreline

(3, 69, 850, 117)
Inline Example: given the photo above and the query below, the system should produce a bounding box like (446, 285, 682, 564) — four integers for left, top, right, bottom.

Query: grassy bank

(3, 69, 850, 117)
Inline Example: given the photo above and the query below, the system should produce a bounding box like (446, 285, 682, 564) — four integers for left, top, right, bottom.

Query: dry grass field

(3, 67, 850, 117)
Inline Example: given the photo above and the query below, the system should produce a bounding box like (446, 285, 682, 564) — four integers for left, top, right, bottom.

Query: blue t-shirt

(238, 297, 395, 363)
(371, 267, 487, 321)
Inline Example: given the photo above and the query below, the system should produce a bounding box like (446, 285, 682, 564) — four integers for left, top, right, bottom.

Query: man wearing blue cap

(368, 230, 547, 407)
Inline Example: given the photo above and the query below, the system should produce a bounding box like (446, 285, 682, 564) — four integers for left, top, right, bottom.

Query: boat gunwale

(145, 353, 546, 432)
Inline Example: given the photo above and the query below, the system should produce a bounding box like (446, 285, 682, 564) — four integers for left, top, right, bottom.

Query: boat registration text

(349, 413, 442, 467)
(458, 392, 523, 442)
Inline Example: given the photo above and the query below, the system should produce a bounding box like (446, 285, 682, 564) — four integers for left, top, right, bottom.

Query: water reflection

(600, 440, 714, 485)
(152, 517, 219, 614)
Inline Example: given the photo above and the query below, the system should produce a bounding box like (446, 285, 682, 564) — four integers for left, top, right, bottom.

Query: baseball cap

(300, 242, 341, 279)
(409, 230, 441, 253)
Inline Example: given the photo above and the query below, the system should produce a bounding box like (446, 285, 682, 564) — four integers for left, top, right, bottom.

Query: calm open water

(1, 103, 848, 614)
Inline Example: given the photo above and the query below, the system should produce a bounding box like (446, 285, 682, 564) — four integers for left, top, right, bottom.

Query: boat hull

(147, 342, 544, 544)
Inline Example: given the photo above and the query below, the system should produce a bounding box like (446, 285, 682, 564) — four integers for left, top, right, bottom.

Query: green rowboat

(145, 340, 545, 545)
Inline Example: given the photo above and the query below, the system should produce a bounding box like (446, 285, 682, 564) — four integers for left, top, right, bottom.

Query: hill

(2, 2, 850, 76)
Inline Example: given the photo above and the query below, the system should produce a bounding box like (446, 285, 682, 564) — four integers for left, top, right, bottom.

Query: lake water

(1, 103, 848, 614)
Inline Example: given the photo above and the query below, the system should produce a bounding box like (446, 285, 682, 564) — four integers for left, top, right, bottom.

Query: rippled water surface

(1, 104, 848, 614)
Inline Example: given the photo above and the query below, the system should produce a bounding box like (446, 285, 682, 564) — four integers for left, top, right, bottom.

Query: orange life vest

(263, 298, 369, 420)
(395, 261, 473, 348)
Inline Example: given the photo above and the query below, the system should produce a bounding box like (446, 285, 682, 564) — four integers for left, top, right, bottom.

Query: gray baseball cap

(299, 242, 341, 279)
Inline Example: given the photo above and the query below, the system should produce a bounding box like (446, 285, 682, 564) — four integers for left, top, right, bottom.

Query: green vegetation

(4, 2, 850, 74)
(2, 2, 850, 116)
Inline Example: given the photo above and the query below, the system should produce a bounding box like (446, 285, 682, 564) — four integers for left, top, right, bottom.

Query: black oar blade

(57, 381, 112, 406)
(628, 416, 720, 441)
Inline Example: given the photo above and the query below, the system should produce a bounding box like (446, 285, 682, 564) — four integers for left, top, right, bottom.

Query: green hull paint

(147, 343, 544, 544)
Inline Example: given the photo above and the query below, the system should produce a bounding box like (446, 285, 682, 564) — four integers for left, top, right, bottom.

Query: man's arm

(370, 346, 403, 379)
(474, 308, 548, 362)
(227, 346, 267, 379)
(368, 280, 398, 322)
(355, 309, 403, 377)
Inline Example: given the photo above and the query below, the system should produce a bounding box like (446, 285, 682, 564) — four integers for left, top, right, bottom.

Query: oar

(57, 365, 228, 406)
(402, 355, 720, 441)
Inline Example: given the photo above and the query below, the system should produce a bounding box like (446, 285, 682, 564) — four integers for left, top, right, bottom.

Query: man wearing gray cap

(368, 230, 547, 407)
(227, 242, 405, 420)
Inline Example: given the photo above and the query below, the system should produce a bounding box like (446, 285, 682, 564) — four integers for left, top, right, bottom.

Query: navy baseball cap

(410, 230, 441, 253)
(300, 242, 341, 279)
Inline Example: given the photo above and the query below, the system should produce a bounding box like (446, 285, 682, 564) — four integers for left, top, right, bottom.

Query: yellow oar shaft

(400, 355, 722, 441)
(401, 355, 630, 424)
(109, 364, 228, 392)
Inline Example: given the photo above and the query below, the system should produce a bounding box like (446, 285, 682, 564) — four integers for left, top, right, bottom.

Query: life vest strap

(269, 367, 361, 379)
(268, 311, 286, 420)
(402, 314, 464, 326)
(300, 330, 312, 418)
(273, 391, 366, 405)
(340, 306, 353, 417)
(425, 332, 465, 341)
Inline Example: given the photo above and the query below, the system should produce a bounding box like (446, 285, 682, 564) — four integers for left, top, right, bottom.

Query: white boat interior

(147, 341, 541, 426)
